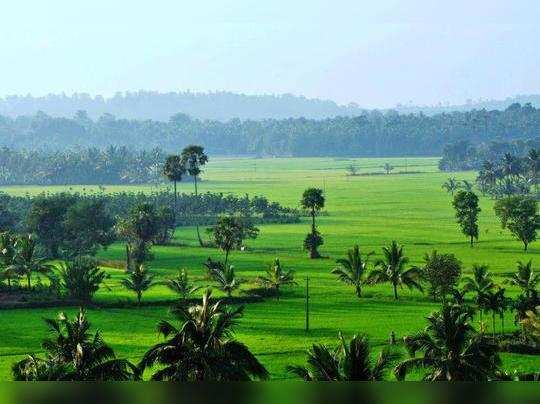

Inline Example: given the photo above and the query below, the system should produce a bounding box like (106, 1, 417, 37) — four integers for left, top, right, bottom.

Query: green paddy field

(1, 157, 539, 380)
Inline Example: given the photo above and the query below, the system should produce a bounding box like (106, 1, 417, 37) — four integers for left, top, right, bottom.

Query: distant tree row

(2, 103, 540, 157)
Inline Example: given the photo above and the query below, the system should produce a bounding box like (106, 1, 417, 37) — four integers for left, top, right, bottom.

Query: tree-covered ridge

(1, 103, 540, 157)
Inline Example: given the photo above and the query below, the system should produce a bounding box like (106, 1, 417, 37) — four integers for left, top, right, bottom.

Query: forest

(1, 103, 540, 159)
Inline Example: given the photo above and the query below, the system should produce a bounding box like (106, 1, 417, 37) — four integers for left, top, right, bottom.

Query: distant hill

(0, 91, 365, 121)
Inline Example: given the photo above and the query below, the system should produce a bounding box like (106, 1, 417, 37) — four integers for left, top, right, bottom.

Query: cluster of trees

(3, 104, 540, 157)
(0, 146, 166, 185)
(439, 139, 540, 172)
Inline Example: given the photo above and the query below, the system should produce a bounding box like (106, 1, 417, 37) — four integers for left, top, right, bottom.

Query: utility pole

(305, 277, 310, 333)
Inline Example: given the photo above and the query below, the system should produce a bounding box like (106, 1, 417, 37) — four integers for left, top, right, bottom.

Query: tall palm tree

(331, 245, 372, 298)
(12, 234, 50, 289)
(164, 269, 201, 300)
(162, 154, 186, 223)
(13, 309, 137, 381)
(395, 303, 501, 381)
(484, 288, 507, 339)
(462, 264, 495, 322)
(257, 258, 296, 299)
(369, 241, 423, 300)
(139, 289, 268, 381)
(121, 264, 155, 305)
(527, 149, 540, 193)
(442, 177, 459, 196)
(300, 188, 325, 258)
(180, 145, 208, 246)
(287, 333, 399, 381)
(507, 260, 539, 299)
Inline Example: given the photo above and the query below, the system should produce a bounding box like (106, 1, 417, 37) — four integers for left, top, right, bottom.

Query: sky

(1, 0, 539, 108)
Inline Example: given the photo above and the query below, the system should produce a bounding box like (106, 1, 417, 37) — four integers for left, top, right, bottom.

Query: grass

(0, 156, 538, 380)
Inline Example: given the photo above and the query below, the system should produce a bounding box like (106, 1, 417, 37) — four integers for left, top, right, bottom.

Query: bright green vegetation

(0, 156, 538, 380)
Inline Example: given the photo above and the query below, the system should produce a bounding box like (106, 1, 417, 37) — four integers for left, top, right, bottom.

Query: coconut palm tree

(258, 258, 296, 299)
(507, 260, 539, 299)
(287, 333, 399, 381)
(13, 309, 137, 381)
(369, 241, 423, 300)
(121, 264, 155, 305)
(484, 287, 507, 339)
(209, 264, 240, 297)
(139, 289, 268, 381)
(394, 303, 501, 381)
(11, 234, 51, 289)
(162, 154, 186, 222)
(462, 264, 495, 322)
(180, 145, 208, 246)
(164, 268, 201, 300)
(331, 245, 372, 298)
(442, 177, 459, 196)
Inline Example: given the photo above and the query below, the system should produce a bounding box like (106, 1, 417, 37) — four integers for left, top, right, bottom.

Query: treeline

(0, 190, 299, 238)
(439, 138, 540, 171)
(0, 146, 166, 185)
(2, 103, 540, 157)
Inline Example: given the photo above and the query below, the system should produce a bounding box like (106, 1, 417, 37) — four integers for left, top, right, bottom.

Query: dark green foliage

(139, 289, 269, 381)
(507, 260, 540, 321)
(395, 303, 501, 381)
(288, 333, 398, 381)
(420, 251, 462, 301)
(12, 309, 137, 381)
(0, 204, 16, 232)
(258, 258, 296, 299)
(58, 257, 107, 303)
(462, 264, 495, 321)
(208, 264, 240, 297)
(452, 191, 481, 246)
(11, 234, 50, 289)
(0, 232, 18, 287)
(207, 215, 259, 266)
(163, 269, 200, 300)
(494, 196, 540, 251)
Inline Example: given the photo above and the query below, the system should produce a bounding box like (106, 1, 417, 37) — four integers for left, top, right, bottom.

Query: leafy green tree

(63, 199, 115, 257)
(288, 333, 398, 381)
(162, 155, 186, 222)
(494, 196, 540, 251)
(452, 190, 481, 246)
(139, 289, 268, 381)
(58, 257, 107, 304)
(207, 215, 259, 267)
(420, 251, 462, 301)
(0, 232, 18, 288)
(442, 177, 459, 196)
(258, 258, 296, 299)
(13, 309, 137, 381)
(26, 193, 77, 258)
(121, 264, 155, 305)
(395, 303, 501, 381)
(383, 163, 394, 175)
(462, 264, 495, 322)
(300, 188, 325, 258)
(180, 145, 208, 246)
(331, 245, 371, 298)
(11, 234, 51, 289)
(0, 204, 16, 232)
(369, 241, 423, 300)
(164, 269, 201, 300)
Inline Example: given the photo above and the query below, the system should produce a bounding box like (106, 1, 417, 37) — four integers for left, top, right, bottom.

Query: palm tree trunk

(173, 180, 177, 225)
(355, 284, 361, 298)
(137, 292, 142, 306)
(393, 283, 398, 300)
(492, 312, 496, 340)
(194, 175, 204, 247)
(224, 249, 230, 268)
(470, 235, 473, 247)
(524, 241, 528, 252)
(27, 273, 31, 289)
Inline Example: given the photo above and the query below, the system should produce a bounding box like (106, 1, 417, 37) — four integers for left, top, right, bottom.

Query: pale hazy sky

(1, 0, 539, 108)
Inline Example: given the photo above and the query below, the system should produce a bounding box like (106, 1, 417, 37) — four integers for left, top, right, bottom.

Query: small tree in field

(442, 177, 459, 196)
(258, 258, 296, 299)
(58, 257, 107, 304)
(164, 269, 201, 301)
(452, 190, 481, 246)
(420, 251, 462, 301)
(207, 216, 259, 267)
(301, 188, 325, 259)
(494, 196, 540, 251)
(122, 264, 155, 305)
(383, 163, 394, 175)
(332, 245, 372, 298)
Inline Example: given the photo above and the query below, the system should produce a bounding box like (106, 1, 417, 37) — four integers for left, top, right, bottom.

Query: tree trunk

(224, 249, 230, 268)
(355, 284, 362, 298)
(27, 273, 31, 289)
(470, 235, 474, 247)
(137, 292, 142, 306)
(309, 246, 320, 259)
(194, 175, 204, 247)
(393, 283, 398, 300)
(524, 241, 528, 252)
(173, 180, 177, 225)
(492, 312, 496, 340)
(126, 244, 131, 272)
